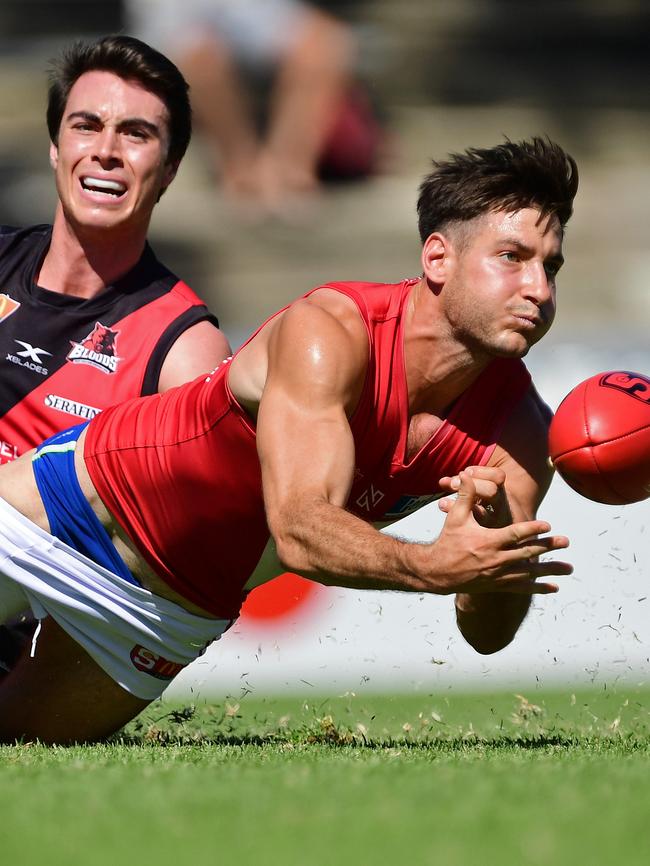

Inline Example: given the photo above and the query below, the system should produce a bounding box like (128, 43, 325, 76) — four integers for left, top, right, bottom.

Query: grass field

(2, 687, 650, 865)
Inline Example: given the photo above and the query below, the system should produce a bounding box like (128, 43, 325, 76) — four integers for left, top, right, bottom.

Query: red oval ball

(548, 370, 650, 504)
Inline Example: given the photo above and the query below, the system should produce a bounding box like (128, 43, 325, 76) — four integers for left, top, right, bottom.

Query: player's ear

(49, 142, 59, 171)
(421, 232, 453, 284)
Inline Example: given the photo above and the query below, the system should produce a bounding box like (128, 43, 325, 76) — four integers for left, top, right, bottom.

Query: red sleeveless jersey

(0, 225, 218, 464)
(84, 279, 531, 618)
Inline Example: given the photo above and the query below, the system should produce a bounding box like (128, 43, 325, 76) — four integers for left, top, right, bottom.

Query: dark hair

(46, 34, 192, 166)
(416, 137, 578, 243)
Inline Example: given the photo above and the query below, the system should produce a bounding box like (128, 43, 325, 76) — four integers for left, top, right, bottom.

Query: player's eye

(500, 251, 519, 263)
(124, 126, 149, 141)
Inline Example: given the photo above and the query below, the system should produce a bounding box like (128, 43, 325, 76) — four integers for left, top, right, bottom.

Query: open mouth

(80, 176, 127, 198)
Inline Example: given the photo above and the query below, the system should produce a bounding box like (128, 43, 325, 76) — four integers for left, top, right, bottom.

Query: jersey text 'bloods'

(0, 225, 218, 463)
(85, 279, 531, 618)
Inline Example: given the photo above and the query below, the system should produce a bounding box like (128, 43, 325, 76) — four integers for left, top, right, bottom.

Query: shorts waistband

(32, 423, 136, 585)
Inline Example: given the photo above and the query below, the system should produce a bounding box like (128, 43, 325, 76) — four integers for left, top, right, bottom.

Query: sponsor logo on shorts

(600, 371, 650, 404)
(130, 645, 186, 680)
(68, 322, 121, 374)
(0, 292, 20, 323)
(44, 394, 102, 420)
(6, 339, 52, 376)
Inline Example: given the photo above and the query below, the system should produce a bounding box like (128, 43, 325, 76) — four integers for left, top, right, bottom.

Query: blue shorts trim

(31, 423, 137, 586)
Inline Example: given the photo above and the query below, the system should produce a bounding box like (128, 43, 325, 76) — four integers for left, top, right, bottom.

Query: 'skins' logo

(600, 371, 650, 404)
(0, 293, 20, 323)
(67, 322, 121, 374)
(130, 645, 186, 680)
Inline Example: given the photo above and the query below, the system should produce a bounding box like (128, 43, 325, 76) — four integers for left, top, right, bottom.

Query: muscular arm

(453, 386, 559, 653)
(157, 320, 232, 392)
(257, 293, 404, 587)
(256, 297, 570, 595)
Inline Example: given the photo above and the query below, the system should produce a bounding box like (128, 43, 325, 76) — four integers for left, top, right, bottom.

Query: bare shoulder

(158, 320, 232, 392)
(254, 289, 368, 416)
(277, 288, 367, 345)
(267, 289, 368, 370)
(230, 289, 369, 415)
(303, 287, 367, 327)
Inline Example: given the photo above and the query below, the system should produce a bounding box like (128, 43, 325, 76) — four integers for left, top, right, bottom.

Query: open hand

(427, 471, 572, 595)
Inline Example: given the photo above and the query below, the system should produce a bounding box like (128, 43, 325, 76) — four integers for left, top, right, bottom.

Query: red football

(548, 371, 650, 504)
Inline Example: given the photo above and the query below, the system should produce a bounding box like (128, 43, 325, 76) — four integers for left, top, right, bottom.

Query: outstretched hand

(427, 470, 572, 596)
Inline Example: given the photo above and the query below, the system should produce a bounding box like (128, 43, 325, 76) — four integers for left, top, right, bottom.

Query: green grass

(3, 688, 650, 865)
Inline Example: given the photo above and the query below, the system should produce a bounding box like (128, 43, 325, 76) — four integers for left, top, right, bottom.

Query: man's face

(50, 70, 177, 236)
(439, 208, 564, 358)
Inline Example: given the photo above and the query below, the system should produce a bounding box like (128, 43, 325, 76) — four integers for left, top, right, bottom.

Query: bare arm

(157, 320, 232, 392)
(256, 298, 571, 595)
(447, 386, 565, 653)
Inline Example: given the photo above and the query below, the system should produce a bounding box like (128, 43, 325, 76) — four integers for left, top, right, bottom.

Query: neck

(403, 278, 490, 416)
(37, 206, 147, 298)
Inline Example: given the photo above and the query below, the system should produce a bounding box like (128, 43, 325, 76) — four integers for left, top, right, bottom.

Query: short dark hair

(46, 34, 192, 166)
(416, 137, 578, 243)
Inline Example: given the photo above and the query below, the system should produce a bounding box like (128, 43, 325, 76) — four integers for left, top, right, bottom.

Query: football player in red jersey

(0, 138, 576, 743)
(0, 35, 231, 674)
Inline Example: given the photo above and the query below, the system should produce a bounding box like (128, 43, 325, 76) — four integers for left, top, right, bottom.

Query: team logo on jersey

(0, 293, 20, 323)
(67, 322, 121, 374)
(6, 339, 51, 376)
(130, 645, 186, 680)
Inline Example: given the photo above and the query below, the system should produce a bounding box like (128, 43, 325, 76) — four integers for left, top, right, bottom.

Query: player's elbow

(275, 541, 302, 574)
(272, 528, 311, 576)
(268, 502, 328, 576)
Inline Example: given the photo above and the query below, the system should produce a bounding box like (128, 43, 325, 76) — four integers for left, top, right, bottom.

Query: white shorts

(0, 497, 231, 700)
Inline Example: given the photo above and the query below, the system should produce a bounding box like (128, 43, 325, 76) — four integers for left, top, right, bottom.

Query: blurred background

(1, 0, 649, 697)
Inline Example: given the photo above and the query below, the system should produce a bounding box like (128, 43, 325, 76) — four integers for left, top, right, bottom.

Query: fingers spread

(506, 535, 571, 560)
(506, 520, 552, 545)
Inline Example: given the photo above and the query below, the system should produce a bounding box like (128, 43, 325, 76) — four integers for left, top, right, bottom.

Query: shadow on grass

(114, 727, 639, 753)
(113, 699, 650, 753)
